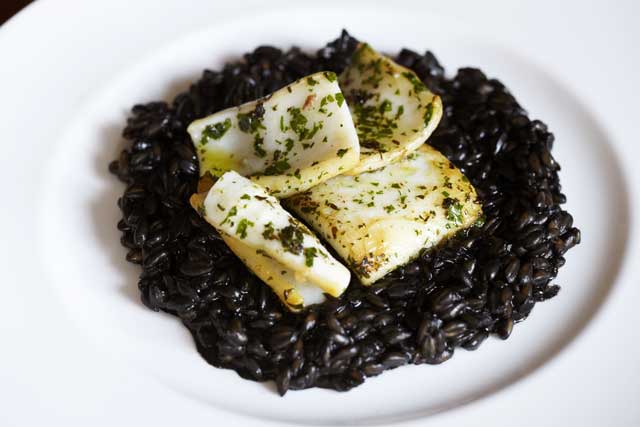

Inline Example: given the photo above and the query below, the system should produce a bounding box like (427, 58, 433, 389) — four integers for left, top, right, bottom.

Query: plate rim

(1, 1, 639, 426)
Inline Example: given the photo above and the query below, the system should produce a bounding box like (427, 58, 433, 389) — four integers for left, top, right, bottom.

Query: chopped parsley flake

(200, 118, 232, 144)
(401, 71, 427, 94)
(307, 122, 322, 139)
(288, 107, 308, 137)
(263, 159, 291, 175)
(237, 103, 266, 134)
(220, 206, 237, 225)
(379, 99, 392, 113)
(280, 225, 304, 255)
(253, 136, 266, 158)
(304, 247, 318, 267)
(443, 197, 464, 226)
(262, 222, 276, 240)
(323, 71, 337, 82)
(423, 102, 434, 126)
(336, 148, 349, 158)
(350, 97, 399, 150)
(285, 138, 295, 152)
(235, 218, 254, 239)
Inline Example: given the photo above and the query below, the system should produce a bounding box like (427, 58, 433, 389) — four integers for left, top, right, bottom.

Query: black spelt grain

(109, 31, 580, 394)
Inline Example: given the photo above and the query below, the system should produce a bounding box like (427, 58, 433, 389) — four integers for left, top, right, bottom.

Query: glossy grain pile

(109, 31, 580, 394)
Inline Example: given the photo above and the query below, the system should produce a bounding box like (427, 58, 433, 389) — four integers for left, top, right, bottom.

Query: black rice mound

(109, 31, 581, 394)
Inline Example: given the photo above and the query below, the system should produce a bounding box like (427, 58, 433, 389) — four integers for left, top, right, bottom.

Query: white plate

(1, 1, 639, 426)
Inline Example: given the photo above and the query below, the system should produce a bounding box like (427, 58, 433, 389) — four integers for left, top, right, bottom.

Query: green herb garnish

(289, 107, 308, 138)
(262, 222, 276, 240)
(423, 102, 434, 126)
(263, 159, 291, 175)
(285, 138, 294, 152)
(379, 99, 392, 113)
(200, 118, 232, 144)
(237, 103, 266, 134)
(280, 225, 304, 255)
(304, 247, 318, 267)
(401, 71, 427, 94)
(220, 206, 238, 225)
(236, 218, 254, 239)
(323, 71, 337, 82)
(253, 136, 267, 158)
(443, 197, 464, 226)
